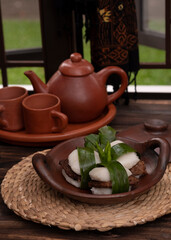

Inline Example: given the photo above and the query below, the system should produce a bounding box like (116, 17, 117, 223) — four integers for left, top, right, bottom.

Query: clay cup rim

(0, 86, 28, 102)
(22, 93, 61, 112)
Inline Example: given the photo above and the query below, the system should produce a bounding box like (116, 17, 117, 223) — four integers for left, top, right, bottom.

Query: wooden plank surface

(0, 99, 171, 240)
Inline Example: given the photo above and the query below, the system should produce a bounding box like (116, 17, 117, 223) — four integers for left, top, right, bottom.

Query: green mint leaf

(78, 147, 96, 189)
(99, 126, 116, 148)
(111, 143, 136, 160)
(96, 143, 105, 163)
(104, 141, 112, 163)
(84, 134, 99, 151)
(102, 161, 129, 194)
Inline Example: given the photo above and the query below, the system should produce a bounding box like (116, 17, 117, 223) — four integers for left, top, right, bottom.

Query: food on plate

(60, 126, 147, 195)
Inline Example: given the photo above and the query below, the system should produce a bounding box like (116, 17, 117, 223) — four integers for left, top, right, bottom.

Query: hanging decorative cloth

(84, 0, 140, 100)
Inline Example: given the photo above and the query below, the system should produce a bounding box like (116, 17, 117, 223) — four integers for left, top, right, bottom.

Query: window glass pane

(0, 67, 45, 86)
(139, 45, 165, 63)
(143, 0, 165, 34)
(7, 67, 45, 85)
(0, 0, 44, 86)
(137, 69, 171, 85)
(1, 0, 42, 50)
(135, 0, 166, 63)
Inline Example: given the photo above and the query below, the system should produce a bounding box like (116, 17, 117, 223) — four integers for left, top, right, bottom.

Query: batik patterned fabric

(87, 0, 140, 82)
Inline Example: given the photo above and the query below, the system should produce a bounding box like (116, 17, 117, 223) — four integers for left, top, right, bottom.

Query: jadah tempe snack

(60, 126, 147, 195)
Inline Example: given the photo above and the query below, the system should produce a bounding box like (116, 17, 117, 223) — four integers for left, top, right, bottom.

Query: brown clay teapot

(24, 53, 128, 123)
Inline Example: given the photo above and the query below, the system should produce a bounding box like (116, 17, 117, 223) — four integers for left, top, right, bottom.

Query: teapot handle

(97, 66, 128, 104)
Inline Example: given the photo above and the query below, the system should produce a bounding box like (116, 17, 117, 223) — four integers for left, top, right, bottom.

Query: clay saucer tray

(0, 103, 116, 146)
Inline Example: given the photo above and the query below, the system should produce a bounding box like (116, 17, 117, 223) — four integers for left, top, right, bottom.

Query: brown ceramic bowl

(32, 136, 170, 205)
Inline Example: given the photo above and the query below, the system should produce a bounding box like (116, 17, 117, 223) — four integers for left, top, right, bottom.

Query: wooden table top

(0, 99, 171, 240)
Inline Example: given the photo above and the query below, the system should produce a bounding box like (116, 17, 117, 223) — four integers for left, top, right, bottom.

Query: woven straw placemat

(1, 150, 171, 231)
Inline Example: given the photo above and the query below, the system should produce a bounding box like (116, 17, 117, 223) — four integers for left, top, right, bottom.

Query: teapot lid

(59, 53, 94, 76)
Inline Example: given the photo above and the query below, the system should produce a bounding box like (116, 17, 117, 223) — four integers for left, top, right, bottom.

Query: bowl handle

(32, 153, 57, 188)
(143, 137, 170, 172)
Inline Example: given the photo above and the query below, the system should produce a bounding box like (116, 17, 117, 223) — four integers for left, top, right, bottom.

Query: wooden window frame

(136, 0, 171, 69)
(0, 0, 76, 86)
(0, 1, 44, 87)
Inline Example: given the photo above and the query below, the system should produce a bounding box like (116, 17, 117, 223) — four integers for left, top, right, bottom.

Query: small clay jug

(24, 53, 128, 123)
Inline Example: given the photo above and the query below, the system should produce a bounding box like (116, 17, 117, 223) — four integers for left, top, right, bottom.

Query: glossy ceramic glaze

(32, 136, 170, 204)
(24, 53, 128, 123)
(0, 103, 116, 146)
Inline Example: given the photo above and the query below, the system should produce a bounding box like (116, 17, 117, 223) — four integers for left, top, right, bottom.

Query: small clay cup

(22, 93, 68, 134)
(0, 86, 28, 131)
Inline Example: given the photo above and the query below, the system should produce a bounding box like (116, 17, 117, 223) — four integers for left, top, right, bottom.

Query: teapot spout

(24, 70, 48, 93)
